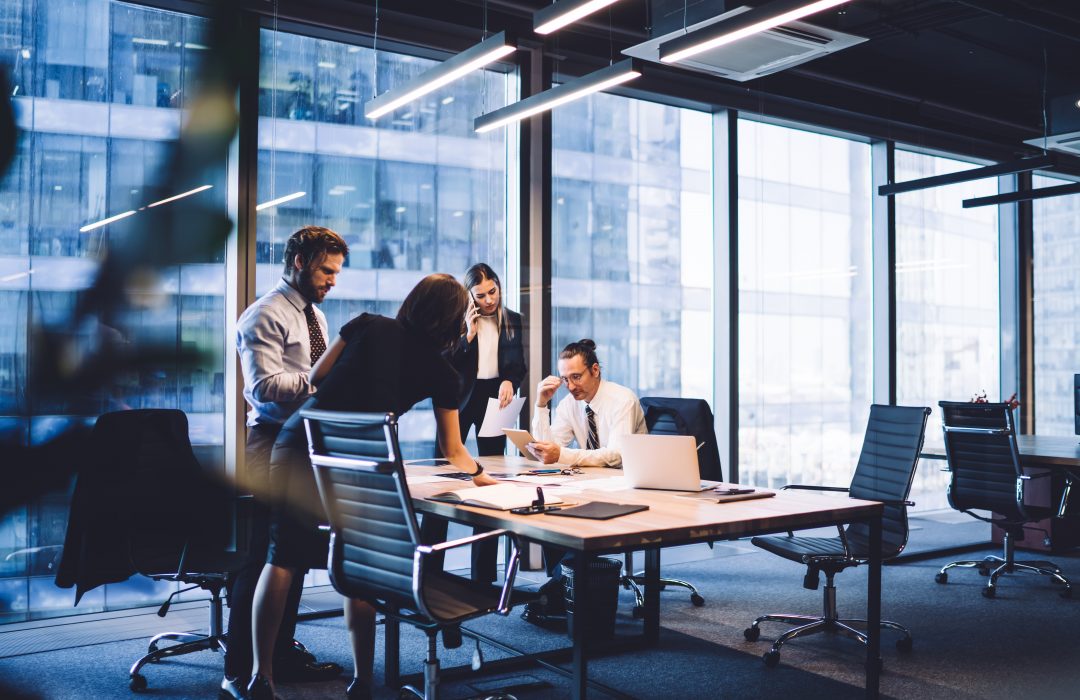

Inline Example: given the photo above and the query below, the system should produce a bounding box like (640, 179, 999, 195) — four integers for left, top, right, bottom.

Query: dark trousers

(223, 423, 306, 679)
(420, 378, 504, 582)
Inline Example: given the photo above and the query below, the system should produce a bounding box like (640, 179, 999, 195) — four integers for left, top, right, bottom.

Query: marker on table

(697, 442, 705, 451)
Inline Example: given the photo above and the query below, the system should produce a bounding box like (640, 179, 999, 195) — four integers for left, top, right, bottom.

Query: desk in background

(404, 456, 885, 699)
(923, 435, 1080, 552)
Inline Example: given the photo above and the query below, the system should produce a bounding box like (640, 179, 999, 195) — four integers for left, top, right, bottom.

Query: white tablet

(502, 428, 537, 459)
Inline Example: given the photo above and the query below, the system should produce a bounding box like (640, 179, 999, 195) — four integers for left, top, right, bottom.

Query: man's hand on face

(528, 441, 561, 464)
(536, 375, 562, 407)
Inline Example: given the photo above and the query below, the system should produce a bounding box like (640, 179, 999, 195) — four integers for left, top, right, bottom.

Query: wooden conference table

(401, 455, 885, 699)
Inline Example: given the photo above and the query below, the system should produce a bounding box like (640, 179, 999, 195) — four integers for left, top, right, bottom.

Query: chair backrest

(844, 404, 931, 560)
(55, 409, 227, 603)
(302, 408, 422, 609)
(938, 401, 1027, 521)
(639, 397, 724, 482)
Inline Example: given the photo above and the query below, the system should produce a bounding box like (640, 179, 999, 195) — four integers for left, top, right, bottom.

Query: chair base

(744, 572, 911, 667)
(621, 573, 705, 617)
(128, 587, 227, 692)
(934, 531, 1072, 598)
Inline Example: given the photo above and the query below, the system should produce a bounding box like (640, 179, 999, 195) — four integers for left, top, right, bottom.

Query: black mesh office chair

(934, 401, 1071, 598)
(56, 409, 245, 693)
(619, 397, 722, 615)
(302, 408, 525, 700)
(743, 404, 930, 667)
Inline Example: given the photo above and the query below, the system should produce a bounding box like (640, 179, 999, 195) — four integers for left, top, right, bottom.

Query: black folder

(547, 501, 648, 520)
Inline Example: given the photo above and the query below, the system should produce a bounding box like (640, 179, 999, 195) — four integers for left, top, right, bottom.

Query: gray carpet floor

(2, 525, 1080, 700)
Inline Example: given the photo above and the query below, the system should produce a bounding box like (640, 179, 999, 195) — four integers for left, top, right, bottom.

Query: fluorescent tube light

(962, 181, 1080, 208)
(659, 0, 854, 64)
(474, 59, 641, 134)
(534, 0, 624, 35)
(147, 184, 213, 208)
(80, 210, 137, 233)
(255, 191, 307, 211)
(365, 32, 516, 120)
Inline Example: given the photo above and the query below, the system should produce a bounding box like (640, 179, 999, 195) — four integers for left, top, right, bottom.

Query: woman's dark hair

(463, 262, 514, 340)
(397, 273, 469, 351)
(559, 338, 600, 369)
(282, 225, 349, 275)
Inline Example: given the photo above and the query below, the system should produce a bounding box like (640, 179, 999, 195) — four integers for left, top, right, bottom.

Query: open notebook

(428, 483, 564, 511)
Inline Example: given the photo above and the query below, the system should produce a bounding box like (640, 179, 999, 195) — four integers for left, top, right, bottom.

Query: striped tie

(585, 405, 599, 450)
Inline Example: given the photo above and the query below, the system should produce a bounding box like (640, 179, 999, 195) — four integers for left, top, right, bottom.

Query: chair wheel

(982, 586, 996, 598)
(896, 636, 913, 652)
(129, 674, 147, 692)
(744, 626, 761, 642)
(762, 650, 780, 667)
(934, 572, 948, 584)
(631, 606, 644, 619)
(690, 593, 705, 607)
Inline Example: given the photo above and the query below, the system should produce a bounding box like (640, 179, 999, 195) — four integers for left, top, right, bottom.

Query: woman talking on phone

(449, 263, 526, 456)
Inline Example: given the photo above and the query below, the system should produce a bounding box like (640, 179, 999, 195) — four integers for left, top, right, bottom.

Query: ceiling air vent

(1024, 94, 1080, 157)
(623, 5, 866, 82)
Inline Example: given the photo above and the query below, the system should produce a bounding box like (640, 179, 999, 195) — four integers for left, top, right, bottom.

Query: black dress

(266, 313, 460, 569)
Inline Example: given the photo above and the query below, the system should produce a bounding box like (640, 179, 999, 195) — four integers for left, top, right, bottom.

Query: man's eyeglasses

(560, 373, 588, 386)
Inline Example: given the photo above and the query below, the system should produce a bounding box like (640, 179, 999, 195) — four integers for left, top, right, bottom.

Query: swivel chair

(303, 408, 526, 699)
(56, 409, 245, 693)
(743, 404, 930, 667)
(620, 397, 721, 615)
(934, 401, 1071, 598)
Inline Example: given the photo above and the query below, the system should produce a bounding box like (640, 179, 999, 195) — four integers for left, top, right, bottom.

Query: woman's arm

(434, 407, 496, 485)
(501, 310, 527, 391)
(309, 335, 345, 387)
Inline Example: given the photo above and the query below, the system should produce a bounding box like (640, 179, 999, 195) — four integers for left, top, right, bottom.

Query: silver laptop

(619, 433, 709, 491)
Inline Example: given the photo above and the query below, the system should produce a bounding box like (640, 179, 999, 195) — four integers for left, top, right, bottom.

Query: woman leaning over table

(246, 273, 497, 700)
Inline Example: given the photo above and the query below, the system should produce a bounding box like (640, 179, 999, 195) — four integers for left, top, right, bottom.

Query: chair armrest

(416, 530, 522, 616)
(416, 528, 510, 555)
(781, 484, 850, 493)
(1021, 472, 1052, 480)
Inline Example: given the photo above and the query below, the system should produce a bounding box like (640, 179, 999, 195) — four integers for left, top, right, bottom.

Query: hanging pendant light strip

(364, 31, 516, 120)
(474, 59, 641, 133)
(962, 181, 1080, 208)
(534, 0, 625, 35)
(660, 0, 854, 64)
(878, 155, 1058, 196)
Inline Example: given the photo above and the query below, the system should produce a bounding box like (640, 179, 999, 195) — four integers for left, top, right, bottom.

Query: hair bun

(579, 338, 596, 350)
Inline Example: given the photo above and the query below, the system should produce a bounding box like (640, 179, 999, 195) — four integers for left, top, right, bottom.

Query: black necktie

(305, 304, 326, 365)
(585, 405, 599, 450)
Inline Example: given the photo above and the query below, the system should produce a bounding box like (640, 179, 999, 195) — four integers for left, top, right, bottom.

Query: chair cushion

(751, 535, 853, 568)
(419, 572, 506, 624)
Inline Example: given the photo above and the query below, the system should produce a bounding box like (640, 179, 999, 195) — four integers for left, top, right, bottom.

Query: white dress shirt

(236, 278, 328, 426)
(531, 379, 647, 467)
(475, 315, 499, 379)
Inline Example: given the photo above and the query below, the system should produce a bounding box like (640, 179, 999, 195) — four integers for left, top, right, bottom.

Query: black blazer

(448, 308, 526, 412)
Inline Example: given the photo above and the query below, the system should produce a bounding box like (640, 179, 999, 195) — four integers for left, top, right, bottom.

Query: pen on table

(535, 486, 544, 509)
(528, 469, 562, 474)
(696, 442, 705, 451)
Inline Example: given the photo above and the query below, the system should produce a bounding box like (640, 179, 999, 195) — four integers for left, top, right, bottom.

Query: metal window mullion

(870, 140, 896, 405)
(716, 110, 736, 482)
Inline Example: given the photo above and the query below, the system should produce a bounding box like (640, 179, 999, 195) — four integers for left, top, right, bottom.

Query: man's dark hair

(282, 225, 349, 275)
(560, 338, 599, 369)
(397, 274, 468, 351)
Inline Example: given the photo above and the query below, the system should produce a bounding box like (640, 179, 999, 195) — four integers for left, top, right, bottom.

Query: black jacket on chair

(448, 308, 526, 411)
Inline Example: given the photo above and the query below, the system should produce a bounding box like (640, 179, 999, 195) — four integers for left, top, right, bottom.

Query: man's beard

(298, 267, 326, 303)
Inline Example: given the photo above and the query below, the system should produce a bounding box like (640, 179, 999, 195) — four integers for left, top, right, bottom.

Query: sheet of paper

(406, 475, 462, 485)
(501, 474, 577, 485)
(477, 395, 526, 437)
(574, 476, 631, 491)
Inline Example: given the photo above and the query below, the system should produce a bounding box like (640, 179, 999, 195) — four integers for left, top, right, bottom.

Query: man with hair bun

(522, 338, 646, 628)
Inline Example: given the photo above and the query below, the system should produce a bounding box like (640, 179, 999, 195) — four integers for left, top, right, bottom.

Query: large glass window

(256, 29, 515, 456)
(1033, 174, 1080, 435)
(737, 119, 873, 489)
(0, 1, 224, 623)
(551, 93, 713, 404)
(895, 150, 999, 508)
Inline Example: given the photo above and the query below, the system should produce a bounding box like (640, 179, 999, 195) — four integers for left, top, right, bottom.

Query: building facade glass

(1032, 175, 1080, 436)
(0, 0, 224, 622)
(256, 29, 515, 457)
(550, 94, 713, 405)
(895, 150, 1000, 508)
(737, 119, 873, 489)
